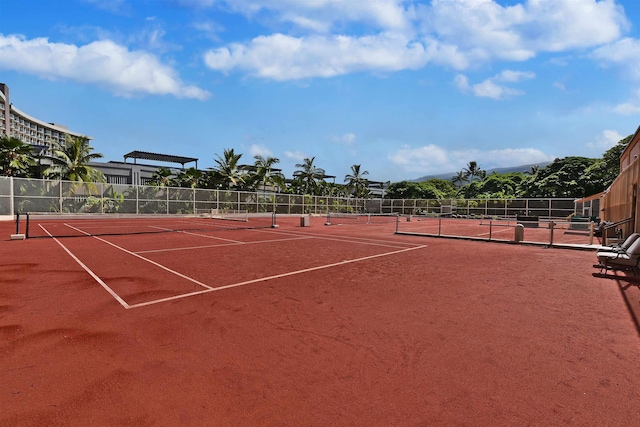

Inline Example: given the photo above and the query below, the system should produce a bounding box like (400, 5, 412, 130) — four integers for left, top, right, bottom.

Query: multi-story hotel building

(0, 83, 91, 152)
(0, 82, 199, 185)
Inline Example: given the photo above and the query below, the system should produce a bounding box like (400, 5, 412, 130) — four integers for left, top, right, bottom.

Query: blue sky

(1, 0, 639, 183)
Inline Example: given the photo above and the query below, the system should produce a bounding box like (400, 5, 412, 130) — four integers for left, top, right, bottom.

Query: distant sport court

(1, 214, 639, 425)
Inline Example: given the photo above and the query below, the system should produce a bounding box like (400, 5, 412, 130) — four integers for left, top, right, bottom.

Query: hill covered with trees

(385, 134, 632, 200)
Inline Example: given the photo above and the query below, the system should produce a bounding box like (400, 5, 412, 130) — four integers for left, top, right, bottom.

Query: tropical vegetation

(0, 133, 633, 201)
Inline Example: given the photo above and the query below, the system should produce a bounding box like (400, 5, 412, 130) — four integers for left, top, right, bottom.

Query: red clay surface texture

(1, 215, 639, 426)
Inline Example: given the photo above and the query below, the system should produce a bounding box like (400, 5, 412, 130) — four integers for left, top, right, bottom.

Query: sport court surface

(1, 214, 639, 426)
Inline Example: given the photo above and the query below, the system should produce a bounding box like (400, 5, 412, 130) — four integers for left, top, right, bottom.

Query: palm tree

(210, 148, 245, 189)
(251, 155, 284, 192)
(463, 161, 484, 182)
(451, 170, 467, 187)
(293, 157, 326, 195)
(0, 136, 38, 177)
(175, 167, 203, 188)
(43, 135, 105, 183)
(149, 167, 175, 187)
(345, 164, 370, 198)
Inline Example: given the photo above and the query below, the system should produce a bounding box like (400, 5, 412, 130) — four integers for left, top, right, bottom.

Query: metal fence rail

(396, 215, 599, 248)
(1, 176, 578, 220)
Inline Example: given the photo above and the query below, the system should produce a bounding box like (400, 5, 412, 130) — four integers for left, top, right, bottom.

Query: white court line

(39, 224, 131, 309)
(128, 244, 428, 309)
(252, 227, 421, 250)
(149, 226, 245, 243)
(64, 223, 215, 291)
(135, 235, 313, 254)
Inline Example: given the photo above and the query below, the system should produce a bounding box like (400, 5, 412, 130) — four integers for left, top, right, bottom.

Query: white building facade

(0, 83, 90, 152)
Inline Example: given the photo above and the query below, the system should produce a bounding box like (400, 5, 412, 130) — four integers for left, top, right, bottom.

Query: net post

(25, 212, 30, 238)
(272, 212, 279, 228)
(325, 211, 331, 226)
(11, 212, 29, 240)
(11, 212, 26, 240)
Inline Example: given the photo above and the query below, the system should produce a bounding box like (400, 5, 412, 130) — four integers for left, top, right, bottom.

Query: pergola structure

(124, 151, 198, 169)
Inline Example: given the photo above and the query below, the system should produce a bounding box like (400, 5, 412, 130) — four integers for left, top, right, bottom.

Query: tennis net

(325, 212, 400, 226)
(19, 211, 277, 239)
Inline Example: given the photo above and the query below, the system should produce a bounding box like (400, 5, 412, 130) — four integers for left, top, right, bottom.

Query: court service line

(149, 226, 245, 243)
(64, 223, 216, 291)
(252, 228, 421, 249)
(135, 235, 313, 254)
(39, 224, 131, 309)
(127, 244, 428, 309)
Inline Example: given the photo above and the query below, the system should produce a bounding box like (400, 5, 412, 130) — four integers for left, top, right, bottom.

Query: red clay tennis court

(1, 214, 639, 425)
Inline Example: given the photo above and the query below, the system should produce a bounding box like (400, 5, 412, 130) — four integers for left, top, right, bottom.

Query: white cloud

(199, 0, 411, 33)
(249, 144, 273, 158)
(200, 0, 630, 80)
(591, 37, 640, 80)
(331, 133, 356, 145)
(453, 74, 469, 91)
(284, 150, 307, 162)
(456, 69, 534, 100)
(424, 0, 627, 62)
(204, 32, 428, 80)
(587, 129, 625, 150)
(553, 81, 566, 91)
(0, 34, 210, 99)
(613, 101, 640, 115)
(191, 20, 225, 41)
(388, 144, 454, 173)
(389, 144, 552, 175)
(609, 88, 640, 115)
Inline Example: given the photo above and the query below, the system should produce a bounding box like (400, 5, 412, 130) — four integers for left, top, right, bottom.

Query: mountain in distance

(411, 162, 552, 182)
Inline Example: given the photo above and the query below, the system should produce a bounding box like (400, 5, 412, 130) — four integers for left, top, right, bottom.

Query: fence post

(9, 176, 14, 216)
(549, 221, 555, 245)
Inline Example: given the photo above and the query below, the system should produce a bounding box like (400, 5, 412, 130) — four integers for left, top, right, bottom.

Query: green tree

(149, 167, 175, 187)
(459, 172, 526, 198)
(583, 134, 632, 194)
(451, 170, 467, 187)
(463, 161, 484, 182)
(293, 157, 326, 195)
(519, 157, 597, 198)
(0, 136, 38, 177)
(43, 135, 105, 182)
(175, 167, 203, 188)
(425, 178, 457, 198)
(386, 181, 441, 199)
(251, 155, 285, 192)
(345, 164, 370, 198)
(209, 148, 246, 190)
